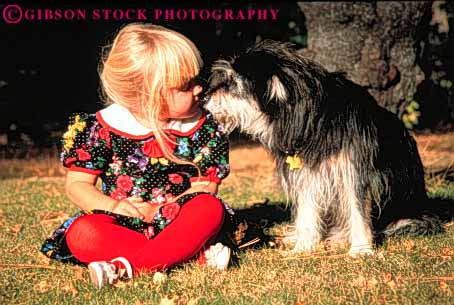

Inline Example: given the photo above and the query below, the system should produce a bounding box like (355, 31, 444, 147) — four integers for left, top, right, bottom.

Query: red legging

(65, 194, 224, 273)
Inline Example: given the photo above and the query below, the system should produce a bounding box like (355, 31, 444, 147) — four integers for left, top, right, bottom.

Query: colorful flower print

(88, 122, 100, 147)
(205, 166, 219, 182)
(130, 187, 142, 197)
(109, 155, 123, 175)
(116, 175, 134, 192)
(64, 157, 77, 166)
(110, 188, 127, 201)
(127, 149, 149, 172)
(165, 193, 174, 202)
(152, 188, 163, 198)
(98, 127, 111, 148)
(176, 138, 190, 156)
(161, 203, 181, 221)
(168, 173, 183, 184)
(200, 146, 210, 156)
(192, 131, 200, 141)
(98, 128, 110, 140)
(76, 149, 91, 161)
(150, 157, 169, 166)
(63, 114, 86, 152)
(143, 226, 155, 239)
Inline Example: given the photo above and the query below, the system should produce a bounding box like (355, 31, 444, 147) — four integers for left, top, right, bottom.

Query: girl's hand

(131, 201, 163, 223)
(111, 196, 146, 219)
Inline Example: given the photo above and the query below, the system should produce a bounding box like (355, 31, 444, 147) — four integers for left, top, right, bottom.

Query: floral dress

(40, 110, 231, 264)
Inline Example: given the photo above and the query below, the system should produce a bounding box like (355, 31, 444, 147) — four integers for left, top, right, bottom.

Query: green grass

(1, 175, 454, 305)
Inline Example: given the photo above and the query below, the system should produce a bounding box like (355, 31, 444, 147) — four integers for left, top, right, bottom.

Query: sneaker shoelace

(105, 263, 120, 285)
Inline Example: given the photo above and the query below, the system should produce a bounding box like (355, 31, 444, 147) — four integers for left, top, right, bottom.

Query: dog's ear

(267, 75, 288, 103)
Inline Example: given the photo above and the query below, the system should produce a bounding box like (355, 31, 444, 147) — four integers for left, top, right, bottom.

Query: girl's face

(163, 84, 203, 120)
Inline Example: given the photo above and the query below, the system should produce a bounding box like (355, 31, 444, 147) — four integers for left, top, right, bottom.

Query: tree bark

(298, 1, 432, 114)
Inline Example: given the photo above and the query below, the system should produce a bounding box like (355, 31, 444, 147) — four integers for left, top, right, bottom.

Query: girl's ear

(192, 85, 203, 97)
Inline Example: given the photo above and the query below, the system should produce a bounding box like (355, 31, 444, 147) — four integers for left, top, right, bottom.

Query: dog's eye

(208, 77, 232, 93)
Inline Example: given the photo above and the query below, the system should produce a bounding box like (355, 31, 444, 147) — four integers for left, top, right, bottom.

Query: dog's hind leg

(332, 152, 374, 256)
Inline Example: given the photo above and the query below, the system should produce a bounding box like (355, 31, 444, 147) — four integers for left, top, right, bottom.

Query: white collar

(98, 103, 202, 136)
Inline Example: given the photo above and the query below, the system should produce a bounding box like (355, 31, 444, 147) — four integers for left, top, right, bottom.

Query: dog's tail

(379, 195, 454, 239)
(380, 214, 444, 238)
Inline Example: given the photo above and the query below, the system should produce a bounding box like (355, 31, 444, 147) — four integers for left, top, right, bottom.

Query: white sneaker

(203, 243, 231, 270)
(88, 257, 133, 289)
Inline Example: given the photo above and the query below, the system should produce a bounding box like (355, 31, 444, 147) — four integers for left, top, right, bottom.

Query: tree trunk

(297, 1, 432, 114)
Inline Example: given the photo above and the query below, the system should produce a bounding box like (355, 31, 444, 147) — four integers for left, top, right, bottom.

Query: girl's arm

(187, 181, 218, 194)
(65, 171, 148, 219)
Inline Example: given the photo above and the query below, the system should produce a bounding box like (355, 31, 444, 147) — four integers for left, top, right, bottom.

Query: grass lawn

(1, 133, 454, 305)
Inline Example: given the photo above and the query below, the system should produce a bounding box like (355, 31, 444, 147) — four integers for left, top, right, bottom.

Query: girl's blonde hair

(99, 23, 203, 164)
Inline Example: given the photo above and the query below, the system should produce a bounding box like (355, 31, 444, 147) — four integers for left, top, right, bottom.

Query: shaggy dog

(202, 40, 441, 256)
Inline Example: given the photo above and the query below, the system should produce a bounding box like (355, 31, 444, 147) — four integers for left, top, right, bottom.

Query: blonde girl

(41, 23, 231, 288)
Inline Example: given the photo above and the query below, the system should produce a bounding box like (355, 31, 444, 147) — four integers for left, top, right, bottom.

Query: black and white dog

(202, 40, 441, 256)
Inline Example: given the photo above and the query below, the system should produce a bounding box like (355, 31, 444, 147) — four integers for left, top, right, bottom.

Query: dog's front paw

(348, 245, 374, 257)
(292, 237, 319, 253)
(289, 226, 321, 253)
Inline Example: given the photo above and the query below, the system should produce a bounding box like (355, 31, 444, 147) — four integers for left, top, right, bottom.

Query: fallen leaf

(440, 281, 449, 290)
(382, 273, 397, 290)
(159, 296, 176, 305)
(441, 248, 454, 259)
(11, 224, 22, 234)
(268, 241, 277, 248)
(153, 272, 167, 285)
(187, 298, 199, 305)
(36, 254, 51, 265)
(383, 273, 393, 283)
(386, 280, 397, 290)
(367, 278, 379, 289)
(74, 267, 85, 280)
(376, 250, 386, 260)
(353, 275, 378, 290)
(113, 280, 132, 288)
(266, 271, 277, 281)
(403, 240, 415, 251)
(34, 280, 50, 293)
(61, 283, 78, 295)
(39, 211, 70, 225)
(353, 276, 366, 285)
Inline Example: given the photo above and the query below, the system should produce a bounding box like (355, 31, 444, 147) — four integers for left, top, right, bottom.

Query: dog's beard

(203, 93, 238, 134)
(204, 92, 274, 145)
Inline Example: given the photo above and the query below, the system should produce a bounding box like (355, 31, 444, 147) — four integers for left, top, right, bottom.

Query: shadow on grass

(219, 200, 291, 253)
(227, 196, 454, 253)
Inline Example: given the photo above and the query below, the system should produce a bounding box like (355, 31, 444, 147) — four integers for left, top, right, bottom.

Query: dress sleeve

(60, 113, 112, 175)
(191, 116, 230, 184)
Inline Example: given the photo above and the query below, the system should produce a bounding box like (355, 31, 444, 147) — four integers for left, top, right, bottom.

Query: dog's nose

(198, 92, 211, 107)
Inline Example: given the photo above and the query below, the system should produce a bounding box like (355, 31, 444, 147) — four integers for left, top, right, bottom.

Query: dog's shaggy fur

(203, 40, 441, 255)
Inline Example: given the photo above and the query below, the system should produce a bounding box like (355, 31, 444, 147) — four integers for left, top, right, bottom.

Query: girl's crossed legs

(65, 194, 225, 273)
